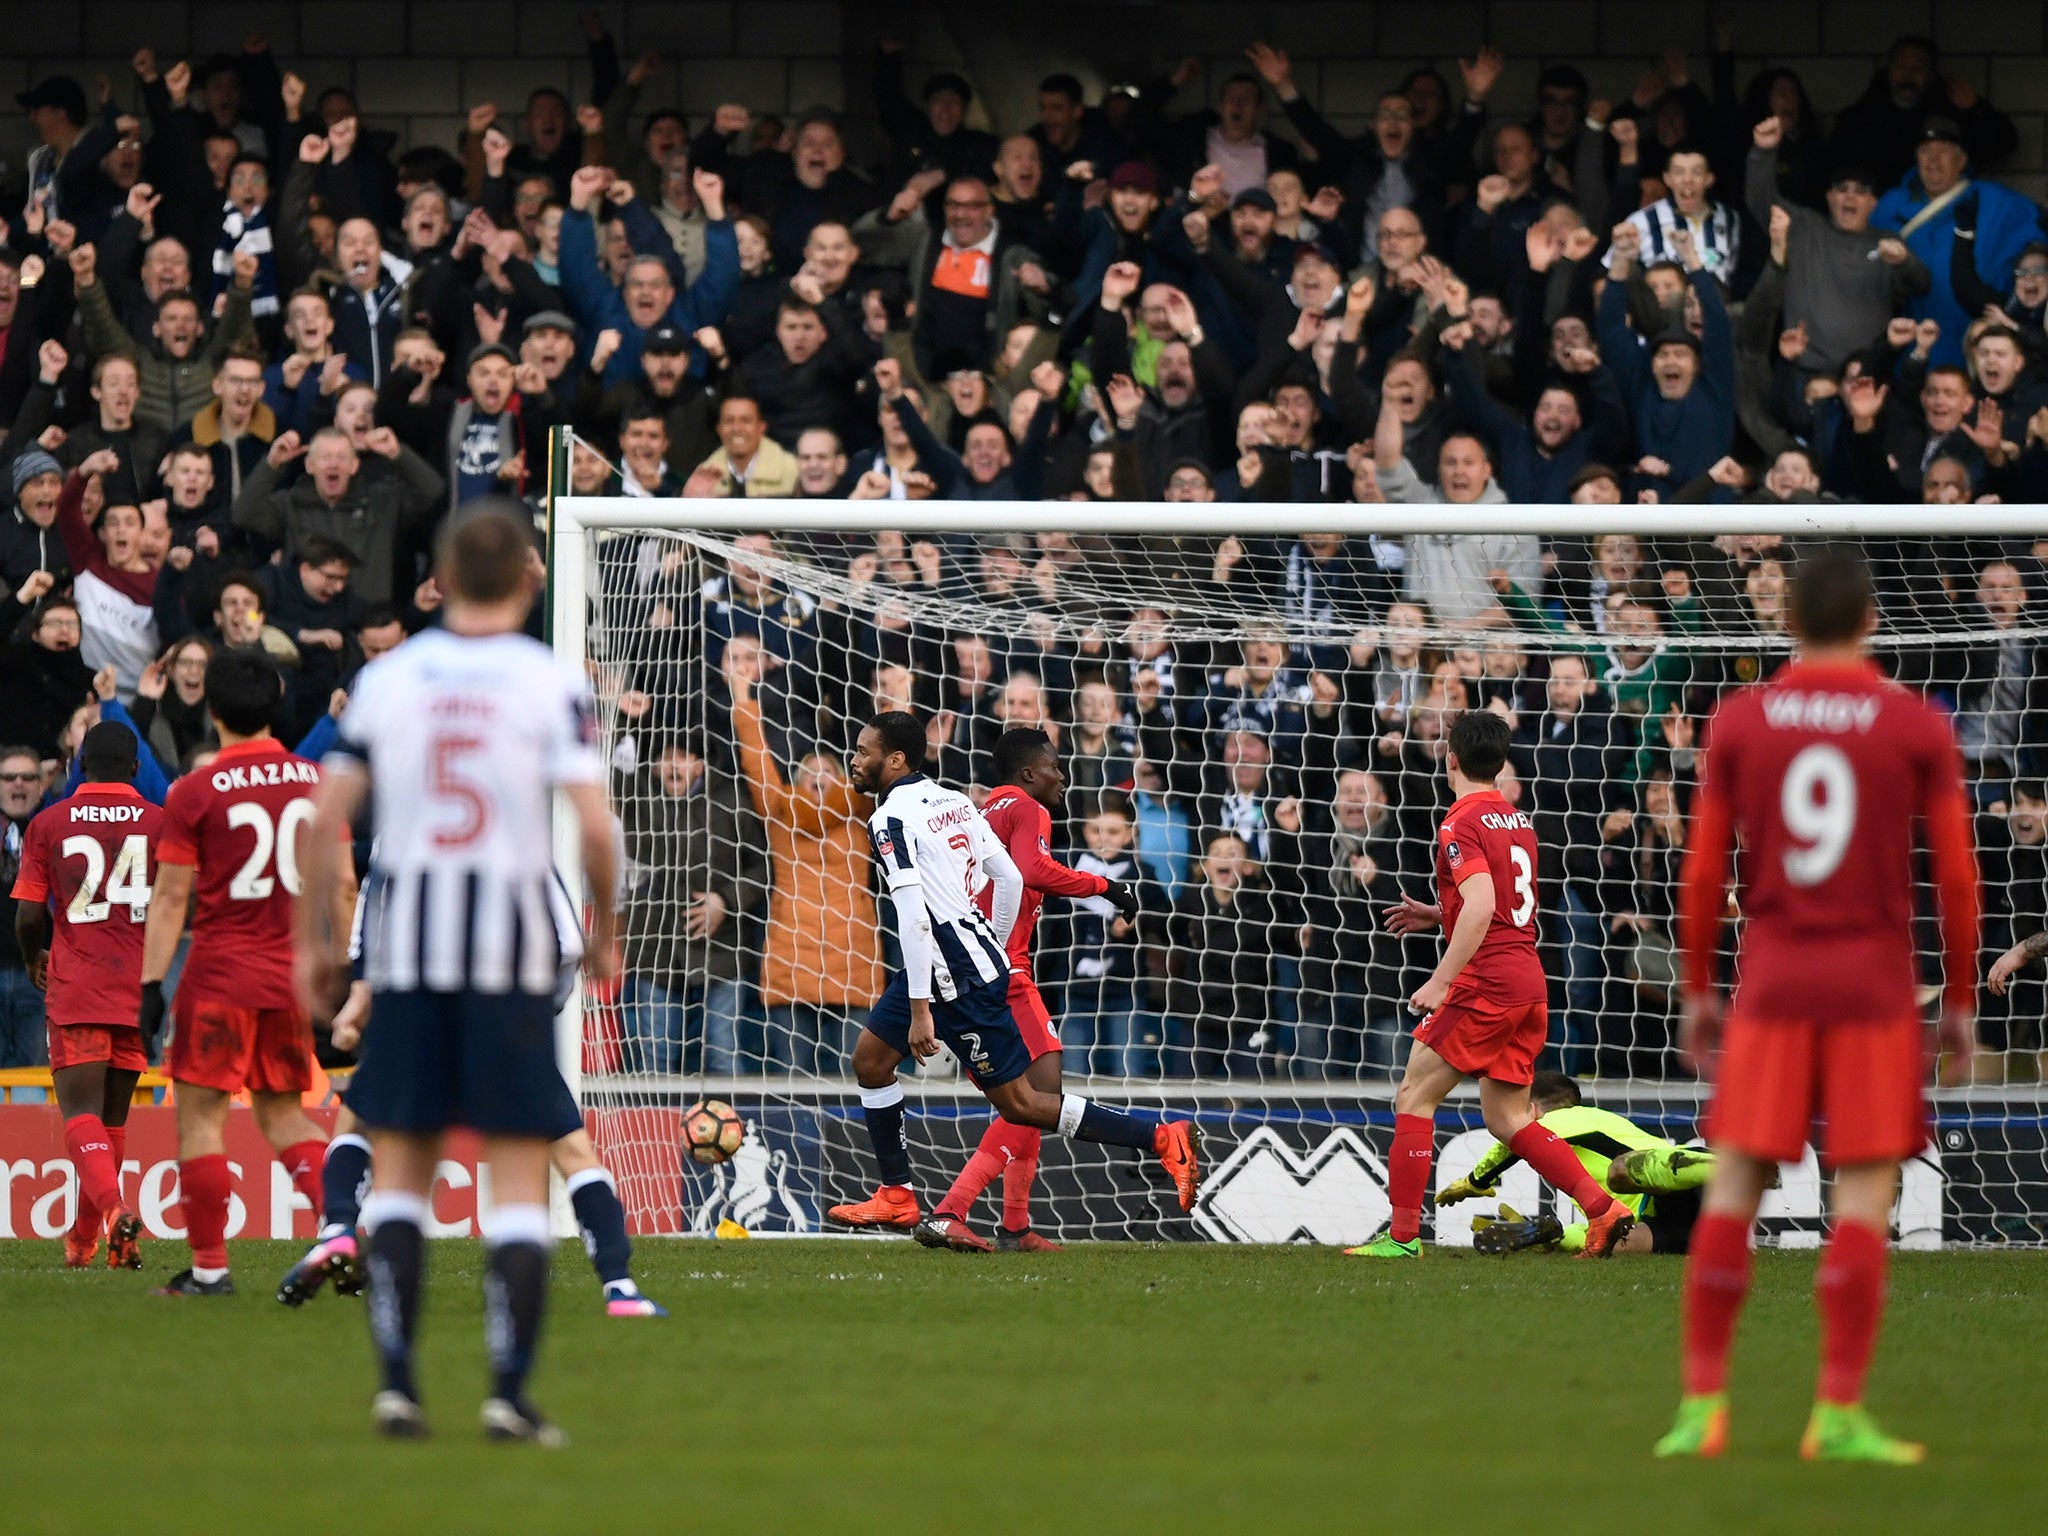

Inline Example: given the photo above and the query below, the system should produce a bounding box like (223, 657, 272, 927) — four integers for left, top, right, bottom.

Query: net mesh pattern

(565, 512, 2048, 1246)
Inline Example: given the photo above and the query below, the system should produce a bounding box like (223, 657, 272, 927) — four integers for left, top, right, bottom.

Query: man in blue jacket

(1597, 221, 1734, 501)
(559, 165, 738, 386)
(1873, 118, 2043, 368)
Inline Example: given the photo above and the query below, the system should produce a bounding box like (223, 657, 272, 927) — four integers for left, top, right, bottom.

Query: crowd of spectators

(3, 18, 2046, 1083)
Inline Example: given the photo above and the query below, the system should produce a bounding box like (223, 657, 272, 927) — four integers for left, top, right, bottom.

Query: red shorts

(1706, 1013, 1927, 1168)
(1008, 972, 1060, 1060)
(167, 992, 313, 1097)
(47, 1023, 150, 1074)
(1415, 992, 1547, 1086)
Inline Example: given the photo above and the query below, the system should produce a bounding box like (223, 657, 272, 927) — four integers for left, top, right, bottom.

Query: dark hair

(1789, 545, 1875, 644)
(228, 152, 269, 180)
(155, 287, 199, 314)
(993, 727, 1057, 786)
(869, 710, 926, 767)
(80, 720, 139, 782)
(619, 401, 669, 433)
(437, 501, 534, 604)
(776, 298, 823, 324)
(1039, 73, 1084, 103)
(718, 393, 764, 419)
(1530, 1070, 1582, 1107)
(528, 86, 569, 110)
(298, 536, 357, 571)
(1537, 64, 1588, 101)
(2012, 779, 2047, 805)
(1446, 709, 1511, 782)
(645, 108, 687, 136)
(206, 646, 283, 736)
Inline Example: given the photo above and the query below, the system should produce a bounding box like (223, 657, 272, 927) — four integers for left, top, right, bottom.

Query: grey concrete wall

(3, 1, 2046, 200)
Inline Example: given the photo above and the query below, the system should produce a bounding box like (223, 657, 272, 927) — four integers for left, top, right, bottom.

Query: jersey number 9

(1781, 743, 1856, 886)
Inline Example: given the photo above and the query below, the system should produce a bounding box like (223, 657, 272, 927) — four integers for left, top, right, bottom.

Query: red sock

(279, 1139, 328, 1223)
(1508, 1122, 1617, 1219)
(1387, 1113, 1435, 1243)
(934, 1121, 1010, 1220)
(64, 1114, 124, 1218)
(1681, 1212, 1754, 1396)
(1816, 1218, 1888, 1405)
(1000, 1125, 1043, 1232)
(178, 1155, 233, 1270)
(107, 1124, 128, 1208)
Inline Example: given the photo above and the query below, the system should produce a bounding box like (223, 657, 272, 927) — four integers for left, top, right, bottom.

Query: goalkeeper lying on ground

(1436, 1072, 1712, 1255)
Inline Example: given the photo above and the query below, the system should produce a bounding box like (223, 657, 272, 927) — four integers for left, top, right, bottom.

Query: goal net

(553, 491, 2048, 1249)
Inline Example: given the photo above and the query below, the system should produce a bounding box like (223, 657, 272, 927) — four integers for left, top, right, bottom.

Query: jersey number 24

(61, 833, 150, 923)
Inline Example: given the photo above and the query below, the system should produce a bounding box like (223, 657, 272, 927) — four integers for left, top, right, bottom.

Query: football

(682, 1099, 745, 1165)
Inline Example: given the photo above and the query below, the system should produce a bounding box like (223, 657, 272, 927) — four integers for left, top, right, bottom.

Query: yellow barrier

(0, 1068, 170, 1104)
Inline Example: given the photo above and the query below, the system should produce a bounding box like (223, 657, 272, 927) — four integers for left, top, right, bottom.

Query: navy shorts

(865, 973, 1032, 1089)
(345, 988, 583, 1141)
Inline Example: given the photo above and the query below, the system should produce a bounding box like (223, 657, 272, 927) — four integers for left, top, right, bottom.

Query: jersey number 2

(61, 833, 150, 923)
(1781, 743, 1856, 886)
(227, 799, 315, 899)
(947, 831, 980, 900)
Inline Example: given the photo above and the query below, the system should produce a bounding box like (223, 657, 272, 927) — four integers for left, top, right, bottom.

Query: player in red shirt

(1658, 548, 1979, 1465)
(140, 648, 353, 1296)
(914, 728, 1139, 1253)
(10, 722, 162, 1270)
(1351, 709, 1636, 1258)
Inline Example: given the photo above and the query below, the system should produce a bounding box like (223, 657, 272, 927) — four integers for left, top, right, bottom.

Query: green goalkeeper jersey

(1468, 1106, 1673, 1218)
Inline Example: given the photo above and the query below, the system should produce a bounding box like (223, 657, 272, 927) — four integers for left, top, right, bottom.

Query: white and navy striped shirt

(328, 628, 604, 997)
(868, 774, 1017, 1001)
(1608, 195, 1741, 283)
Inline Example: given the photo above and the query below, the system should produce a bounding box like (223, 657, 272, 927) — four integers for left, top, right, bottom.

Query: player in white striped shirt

(295, 505, 620, 1446)
(825, 712, 1203, 1232)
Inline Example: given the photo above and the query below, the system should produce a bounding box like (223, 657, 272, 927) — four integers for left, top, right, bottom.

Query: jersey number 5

(1507, 844, 1536, 927)
(431, 734, 489, 847)
(1781, 743, 1856, 886)
(227, 799, 315, 900)
(61, 833, 150, 923)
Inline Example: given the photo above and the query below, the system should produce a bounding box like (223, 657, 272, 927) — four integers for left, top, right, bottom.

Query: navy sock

(320, 1134, 372, 1238)
(1062, 1094, 1160, 1151)
(861, 1083, 914, 1187)
(484, 1207, 552, 1404)
(361, 1197, 425, 1398)
(567, 1170, 632, 1288)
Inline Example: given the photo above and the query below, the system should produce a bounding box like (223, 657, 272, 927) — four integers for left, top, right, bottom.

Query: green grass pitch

(3, 1240, 2043, 1535)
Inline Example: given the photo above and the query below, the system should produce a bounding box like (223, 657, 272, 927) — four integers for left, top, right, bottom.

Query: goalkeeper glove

(1436, 1175, 1495, 1206)
(1101, 878, 1141, 919)
(138, 980, 165, 1039)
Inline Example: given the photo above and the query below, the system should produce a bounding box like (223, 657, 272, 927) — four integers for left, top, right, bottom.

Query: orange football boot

(1156, 1121, 1205, 1212)
(826, 1185, 921, 1231)
(1579, 1201, 1638, 1258)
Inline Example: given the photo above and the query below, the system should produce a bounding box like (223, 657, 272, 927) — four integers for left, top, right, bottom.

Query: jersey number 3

(1781, 743, 1856, 886)
(1507, 844, 1536, 927)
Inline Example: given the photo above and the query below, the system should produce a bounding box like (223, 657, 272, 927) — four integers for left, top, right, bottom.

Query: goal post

(549, 489, 2048, 1248)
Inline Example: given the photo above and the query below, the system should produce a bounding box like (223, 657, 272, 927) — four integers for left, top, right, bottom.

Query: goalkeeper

(1436, 1072, 1712, 1255)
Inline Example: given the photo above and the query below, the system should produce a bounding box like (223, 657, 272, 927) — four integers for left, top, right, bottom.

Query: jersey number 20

(227, 799, 315, 899)
(61, 833, 150, 923)
(1781, 743, 1856, 886)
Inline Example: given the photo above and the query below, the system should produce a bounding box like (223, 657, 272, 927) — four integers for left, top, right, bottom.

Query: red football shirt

(1434, 788, 1547, 1005)
(157, 737, 322, 1009)
(974, 786, 1108, 973)
(1680, 657, 1978, 1023)
(9, 783, 162, 1027)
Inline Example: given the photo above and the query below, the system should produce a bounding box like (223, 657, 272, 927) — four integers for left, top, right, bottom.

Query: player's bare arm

(1987, 930, 2048, 995)
(1382, 893, 1443, 933)
(565, 781, 622, 982)
(14, 900, 52, 988)
(294, 762, 370, 1021)
(1411, 871, 1495, 1017)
